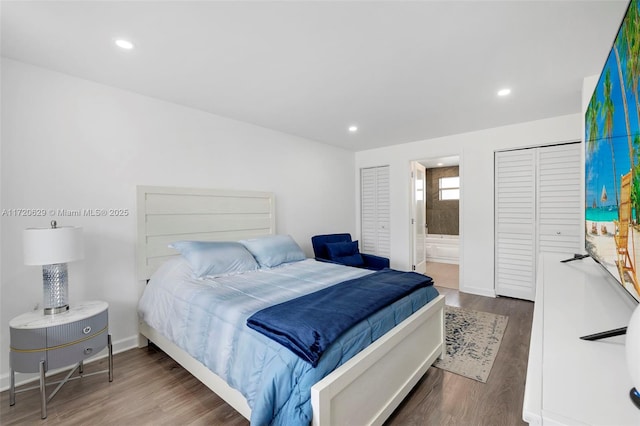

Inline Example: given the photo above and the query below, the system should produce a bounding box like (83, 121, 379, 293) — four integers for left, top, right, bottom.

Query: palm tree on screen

(622, 0, 640, 221)
(613, 2, 635, 176)
(587, 94, 602, 209)
(623, 1, 640, 133)
(603, 69, 620, 208)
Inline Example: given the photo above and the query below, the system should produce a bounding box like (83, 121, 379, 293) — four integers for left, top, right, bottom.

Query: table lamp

(23, 220, 84, 315)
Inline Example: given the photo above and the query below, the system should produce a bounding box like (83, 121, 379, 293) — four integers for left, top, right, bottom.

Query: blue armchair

(311, 233, 390, 270)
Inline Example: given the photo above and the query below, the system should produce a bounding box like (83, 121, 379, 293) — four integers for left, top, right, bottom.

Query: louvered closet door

(537, 143, 582, 254)
(361, 166, 390, 258)
(495, 149, 537, 300)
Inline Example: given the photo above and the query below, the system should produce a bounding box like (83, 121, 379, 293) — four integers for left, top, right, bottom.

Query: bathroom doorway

(410, 155, 460, 290)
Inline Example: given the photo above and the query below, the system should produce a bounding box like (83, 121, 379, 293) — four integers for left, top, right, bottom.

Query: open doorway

(410, 156, 460, 290)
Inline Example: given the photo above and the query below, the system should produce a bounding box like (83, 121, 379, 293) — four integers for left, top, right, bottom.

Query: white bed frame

(136, 185, 445, 425)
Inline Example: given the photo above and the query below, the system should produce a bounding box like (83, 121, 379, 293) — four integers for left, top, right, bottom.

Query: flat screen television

(585, 0, 640, 338)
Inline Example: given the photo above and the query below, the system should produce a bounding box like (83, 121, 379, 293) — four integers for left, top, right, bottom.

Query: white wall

(583, 75, 598, 111)
(355, 114, 582, 297)
(0, 59, 356, 387)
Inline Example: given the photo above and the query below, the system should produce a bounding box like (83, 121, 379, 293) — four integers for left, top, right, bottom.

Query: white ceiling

(420, 155, 460, 169)
(0, 1, 629, 151)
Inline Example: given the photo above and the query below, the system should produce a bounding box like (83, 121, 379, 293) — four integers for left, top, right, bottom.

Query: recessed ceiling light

(497, 88, 511, 97)
(115, 39, 135, 50)
(348, 125, 358, 133)
(437, 162, 444, 166)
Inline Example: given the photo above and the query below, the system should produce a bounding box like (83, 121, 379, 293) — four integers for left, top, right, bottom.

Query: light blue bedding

(138, 258, 439, 425)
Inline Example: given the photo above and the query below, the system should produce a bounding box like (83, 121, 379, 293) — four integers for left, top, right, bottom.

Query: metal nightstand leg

(39, 360, 46, 419)
(108, 334, 113, 382)
(9, 368, 15, 406)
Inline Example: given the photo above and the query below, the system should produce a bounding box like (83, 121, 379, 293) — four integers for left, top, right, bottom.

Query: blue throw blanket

(246, 269, 433, 367)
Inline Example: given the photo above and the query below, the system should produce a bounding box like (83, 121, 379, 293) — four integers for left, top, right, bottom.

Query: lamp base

(44, 305, 69, 315)
(42, 263, 69, 315)
(631, 388, 640, 409)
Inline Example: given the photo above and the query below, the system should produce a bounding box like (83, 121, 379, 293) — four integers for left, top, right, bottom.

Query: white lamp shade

(23, 226, 84, 265)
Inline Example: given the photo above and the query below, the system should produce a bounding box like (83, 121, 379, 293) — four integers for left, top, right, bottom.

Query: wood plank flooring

(0, 287, 533, 426)
(425, 262, 459, 290)
(386, 287, 533, 426)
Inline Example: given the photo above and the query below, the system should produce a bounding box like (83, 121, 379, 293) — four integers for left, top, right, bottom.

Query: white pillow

(239, 235, 306, 268)
(169, 240, 259, 278)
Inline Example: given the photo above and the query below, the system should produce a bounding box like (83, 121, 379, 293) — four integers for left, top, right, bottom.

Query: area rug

(433, 305, 508, 383)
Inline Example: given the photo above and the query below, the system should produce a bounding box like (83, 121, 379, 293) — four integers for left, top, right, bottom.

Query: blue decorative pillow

(169, 240, 259, 278)
(240, 235, 306, 268)
(325, 241, 365, 267)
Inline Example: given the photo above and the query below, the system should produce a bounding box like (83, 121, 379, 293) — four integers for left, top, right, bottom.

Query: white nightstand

(9, 300, 113, 419)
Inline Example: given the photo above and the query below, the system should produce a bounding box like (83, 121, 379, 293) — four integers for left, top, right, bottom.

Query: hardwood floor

(386, 287, 534, 426)
(425, 262, 459, 290)
(1, 287, 533, 426)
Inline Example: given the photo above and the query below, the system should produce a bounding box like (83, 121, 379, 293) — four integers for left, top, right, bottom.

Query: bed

(136, 185, 445, 425)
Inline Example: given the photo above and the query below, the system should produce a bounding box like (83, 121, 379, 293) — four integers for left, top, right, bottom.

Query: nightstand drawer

(10, 349, 45, 374)
(10, 326, 46, 351)
(47, 310, 108, 347)
(47, 331, 108, 370)
(10, 327, 47, 373)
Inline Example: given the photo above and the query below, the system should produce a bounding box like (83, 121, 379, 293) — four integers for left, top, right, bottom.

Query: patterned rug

(433, 305, 509, 383)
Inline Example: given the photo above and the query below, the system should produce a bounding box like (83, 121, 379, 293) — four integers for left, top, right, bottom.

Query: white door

(495, 149, 537, 300)
(495, 142, 582, 301)
(411, 162, 427, 273)
(361, 166, 390, 258)
(537, 143, 583, 255)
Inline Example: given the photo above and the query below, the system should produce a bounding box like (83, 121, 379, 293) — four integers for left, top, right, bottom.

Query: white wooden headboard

(136, 186, 276, 280)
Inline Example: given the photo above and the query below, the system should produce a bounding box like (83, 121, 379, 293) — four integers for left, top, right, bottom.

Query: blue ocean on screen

(585, 207, 633, 222)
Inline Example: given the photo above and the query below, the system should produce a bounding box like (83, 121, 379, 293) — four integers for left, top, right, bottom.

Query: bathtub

(425, 234, 459, 264)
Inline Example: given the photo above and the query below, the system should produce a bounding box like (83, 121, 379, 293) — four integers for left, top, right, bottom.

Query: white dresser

(523, 253, 640, 425)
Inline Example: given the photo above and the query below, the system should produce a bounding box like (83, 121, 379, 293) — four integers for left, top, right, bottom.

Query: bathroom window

(439, 176, 460, 200)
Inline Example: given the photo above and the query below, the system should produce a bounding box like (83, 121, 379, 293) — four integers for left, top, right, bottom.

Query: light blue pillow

(240, 235, 306, 268)
(169, 240, 259, 278)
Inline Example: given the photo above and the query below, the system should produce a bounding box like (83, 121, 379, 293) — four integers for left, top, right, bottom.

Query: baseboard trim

(0, 335, 139, 392)
(459, 285, 496, 298)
